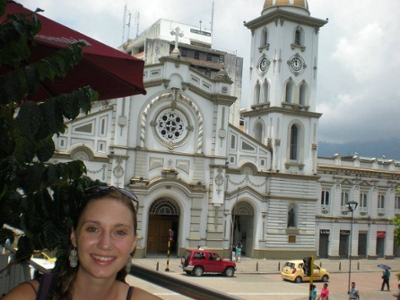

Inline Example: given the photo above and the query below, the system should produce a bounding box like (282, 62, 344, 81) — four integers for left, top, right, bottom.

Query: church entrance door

(146, 197, 180, 255)
(231, 201, 254, 257)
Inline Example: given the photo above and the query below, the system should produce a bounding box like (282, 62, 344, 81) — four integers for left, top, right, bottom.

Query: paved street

(127, 256, 400, 299)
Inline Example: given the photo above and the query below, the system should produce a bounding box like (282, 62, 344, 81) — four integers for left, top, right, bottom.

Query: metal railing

(130, 263, 244, 300)
(1, 245, 243, 300)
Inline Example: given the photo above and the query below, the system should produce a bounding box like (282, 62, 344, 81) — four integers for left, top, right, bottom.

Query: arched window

(321, 190, 330, 206)
(341, 191, 349, 208)
(299, 82, 307, 105)
(260, 27, 269, 50)
(254, 82, 261, 105)
(285, 81, 294, 103)
(378, 194, 385, 209)
(254, 122, 263, 143)
(290, 124, 298, 160)
(359, 192, 368, 210)
(291, 26, 305, 50)
(262, 28, 268, 46)
(263, 81, 269, 103)
(396, 195, 400, 210)
(295, 29, 301, 45)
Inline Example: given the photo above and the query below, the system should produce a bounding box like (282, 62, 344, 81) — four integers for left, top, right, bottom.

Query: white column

(385, 227, 395, 258)
(367, 226, 377, 258)
(328, 225, 340, 258)
(351, 224, 359, 257)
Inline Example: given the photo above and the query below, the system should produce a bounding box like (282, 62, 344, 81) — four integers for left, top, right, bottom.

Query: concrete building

(52, 0, 399, 260)
(119, 19, 243, 127)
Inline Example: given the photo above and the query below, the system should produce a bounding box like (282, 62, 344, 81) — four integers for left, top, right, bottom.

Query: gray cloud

(18, 0, 400, 147)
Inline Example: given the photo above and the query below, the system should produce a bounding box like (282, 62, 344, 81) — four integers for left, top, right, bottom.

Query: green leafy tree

(394, 188, 400, 246)
(0, 0, 103, 263)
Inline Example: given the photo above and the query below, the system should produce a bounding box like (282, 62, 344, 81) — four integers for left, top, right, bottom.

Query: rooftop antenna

(122, 2, 127, 43)
(135, 11, 140, 37)
(126, 11, 132, 40)
(211, 0, 214, 45)
(199, 20, 202, 32)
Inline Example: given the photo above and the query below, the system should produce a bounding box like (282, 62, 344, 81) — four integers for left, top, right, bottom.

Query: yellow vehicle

(40, 252, 57, 262)
(281, 260, 329, 283)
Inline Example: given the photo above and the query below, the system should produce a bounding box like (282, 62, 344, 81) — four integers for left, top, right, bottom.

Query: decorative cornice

(228, 123, 273, 153)
(242, 106, 322, 118)
(63, 106, 113, 125)
(224, 185, 267, 201)
(144, 79, 169, 88)
(245, 9, 327, 30)
(318, 164, 400, 180)
(285, 162, 305, 170)
(184, 82, 237, 105)
(130, 177, 207, 197)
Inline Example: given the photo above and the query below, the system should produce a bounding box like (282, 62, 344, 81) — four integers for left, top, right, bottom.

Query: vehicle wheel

(295, 276, 302, 283)
(224, 267, 235, 277)
(193, 266, 204, 277)
(322, 275, 329, 282)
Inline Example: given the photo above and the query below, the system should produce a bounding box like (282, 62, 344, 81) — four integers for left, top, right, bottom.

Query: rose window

(157, 111, 185, 142)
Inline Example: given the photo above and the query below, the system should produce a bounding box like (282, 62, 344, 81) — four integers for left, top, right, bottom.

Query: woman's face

(70, 198, 137, 280)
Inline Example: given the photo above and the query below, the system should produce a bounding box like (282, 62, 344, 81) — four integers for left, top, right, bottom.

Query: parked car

(181, 249, 236, 277)
(281, 260, 329, 283)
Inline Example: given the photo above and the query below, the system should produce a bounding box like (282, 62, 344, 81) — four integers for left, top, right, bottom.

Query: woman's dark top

(23, 273, 134, 300)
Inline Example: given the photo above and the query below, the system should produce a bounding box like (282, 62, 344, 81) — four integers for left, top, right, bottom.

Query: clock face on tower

(291, 57, 302, 71)
(258, 56, 270, 73)
(288, 54, 306, 75)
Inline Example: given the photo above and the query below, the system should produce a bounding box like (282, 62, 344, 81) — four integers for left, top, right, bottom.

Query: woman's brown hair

(51, 187, 138, 300)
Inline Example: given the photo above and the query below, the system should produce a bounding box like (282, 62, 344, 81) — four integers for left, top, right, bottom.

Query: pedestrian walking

(382, 268, 391, 291)
(235, 242, 243, 262)
(348, 282, 359, 300)
(317, 283, 329, 300)
(231, 244, 236, 262)
(311, 284, 317, 300)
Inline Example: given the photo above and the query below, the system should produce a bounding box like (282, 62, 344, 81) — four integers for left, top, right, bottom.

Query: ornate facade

(52, 0, 399, 259)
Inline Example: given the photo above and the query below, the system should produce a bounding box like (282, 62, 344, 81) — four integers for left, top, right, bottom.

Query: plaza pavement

(132, 255, 400, 300)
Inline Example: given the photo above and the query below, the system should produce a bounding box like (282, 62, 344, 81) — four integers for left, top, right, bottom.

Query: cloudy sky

(16, 0, 400, 152)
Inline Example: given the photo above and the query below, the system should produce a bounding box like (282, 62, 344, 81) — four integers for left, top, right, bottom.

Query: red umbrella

(1, 1, 146, 101)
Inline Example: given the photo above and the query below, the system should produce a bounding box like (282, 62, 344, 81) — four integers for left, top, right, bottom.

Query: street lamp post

(230, 188, 240, 261)
(346, 201, 358, 295)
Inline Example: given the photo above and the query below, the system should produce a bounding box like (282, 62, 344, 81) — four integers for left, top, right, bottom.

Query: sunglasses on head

(83, 185, 139, 211)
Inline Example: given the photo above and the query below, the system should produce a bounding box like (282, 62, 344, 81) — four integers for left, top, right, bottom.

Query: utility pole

(165, 229, 174, 271)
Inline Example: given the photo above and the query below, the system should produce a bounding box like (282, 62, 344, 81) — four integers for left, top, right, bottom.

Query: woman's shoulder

(2, 279, 38, 300)
(130, 286, 163, 300)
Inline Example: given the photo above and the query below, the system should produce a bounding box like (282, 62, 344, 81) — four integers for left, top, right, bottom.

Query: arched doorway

(147, 197, 180, 255)
(231, 201, 254, 257)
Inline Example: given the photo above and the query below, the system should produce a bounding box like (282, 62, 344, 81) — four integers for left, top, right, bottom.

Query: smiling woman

(3, 186, 162, 300)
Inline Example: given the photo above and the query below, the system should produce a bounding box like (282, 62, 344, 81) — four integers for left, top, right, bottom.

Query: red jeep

(180, 249, 236, 277)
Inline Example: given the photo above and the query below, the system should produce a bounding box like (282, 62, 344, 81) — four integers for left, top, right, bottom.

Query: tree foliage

(0, 0, 103, 262)
(394, 188, 400, 246)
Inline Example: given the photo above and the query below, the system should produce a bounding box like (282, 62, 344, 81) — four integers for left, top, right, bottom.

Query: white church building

(52, 0, 399, 260)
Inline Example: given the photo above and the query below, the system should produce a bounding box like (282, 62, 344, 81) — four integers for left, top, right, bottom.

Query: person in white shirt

(348, 282, 359, 300)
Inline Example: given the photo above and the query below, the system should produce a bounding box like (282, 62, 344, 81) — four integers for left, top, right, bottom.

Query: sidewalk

(134, 255, 400, 275)
(132, 255, 400, 299)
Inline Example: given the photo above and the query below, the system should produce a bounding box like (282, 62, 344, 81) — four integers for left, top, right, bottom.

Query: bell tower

(242, 0, 327, 175)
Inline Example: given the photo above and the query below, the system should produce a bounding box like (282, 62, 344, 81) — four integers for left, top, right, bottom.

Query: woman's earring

(125, 255, 133, 273)
(69, 248, 78, 268)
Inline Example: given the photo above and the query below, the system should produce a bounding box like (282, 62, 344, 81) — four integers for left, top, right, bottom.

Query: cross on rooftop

(170, 27, 184, 56)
